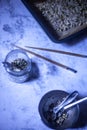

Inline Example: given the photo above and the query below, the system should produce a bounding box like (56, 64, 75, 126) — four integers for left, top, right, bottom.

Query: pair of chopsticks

(14, 45, 87, 73)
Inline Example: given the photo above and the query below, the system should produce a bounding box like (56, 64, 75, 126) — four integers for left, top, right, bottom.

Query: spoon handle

(53, 91, 78, 114)
(64, 97, 87, 110)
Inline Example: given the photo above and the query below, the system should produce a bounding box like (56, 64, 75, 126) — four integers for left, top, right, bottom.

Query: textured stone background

(0, 0, 87, 130)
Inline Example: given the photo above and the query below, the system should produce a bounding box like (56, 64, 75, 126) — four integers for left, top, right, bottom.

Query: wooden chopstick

(14, 45, 77, 73)
(25, 46, 87, 58)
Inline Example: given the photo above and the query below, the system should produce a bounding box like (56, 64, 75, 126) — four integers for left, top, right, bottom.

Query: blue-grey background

(0, 0, 87, 130)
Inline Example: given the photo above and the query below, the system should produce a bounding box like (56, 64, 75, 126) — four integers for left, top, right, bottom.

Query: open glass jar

(3, 49, 31, 83)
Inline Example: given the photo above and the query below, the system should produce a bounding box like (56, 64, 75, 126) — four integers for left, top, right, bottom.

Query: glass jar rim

(4, 49, 31, 76)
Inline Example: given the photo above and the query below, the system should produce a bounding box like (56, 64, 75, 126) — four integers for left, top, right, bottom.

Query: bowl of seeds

(39, 90, 79, 129)
(3, 49, 31, 83)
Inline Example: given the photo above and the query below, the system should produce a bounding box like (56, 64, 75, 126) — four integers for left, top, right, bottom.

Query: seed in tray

(35, 0, 87, 34)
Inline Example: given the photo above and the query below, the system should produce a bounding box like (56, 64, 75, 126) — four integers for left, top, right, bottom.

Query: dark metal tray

(21, 0, 87, 42)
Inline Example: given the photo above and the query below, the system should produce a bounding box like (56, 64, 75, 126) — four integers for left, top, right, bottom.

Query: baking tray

(21, 0, 87, 42)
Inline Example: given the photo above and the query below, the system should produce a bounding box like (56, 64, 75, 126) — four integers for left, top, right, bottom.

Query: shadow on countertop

(26, 61, 40, 82)
(63, 28, 87, 46)
(72, 95, 87, 129)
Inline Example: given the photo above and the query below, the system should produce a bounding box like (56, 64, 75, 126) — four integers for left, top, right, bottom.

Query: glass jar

(3, 49, 31, 83)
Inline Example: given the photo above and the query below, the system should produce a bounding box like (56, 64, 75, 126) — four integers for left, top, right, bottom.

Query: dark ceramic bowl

(39, 90, 79, 129)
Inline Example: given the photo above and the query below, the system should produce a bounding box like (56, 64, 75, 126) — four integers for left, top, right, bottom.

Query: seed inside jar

(11, 58, 28, 72)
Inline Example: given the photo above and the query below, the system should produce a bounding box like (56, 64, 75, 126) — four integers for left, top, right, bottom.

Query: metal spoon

(53, 91, 78, 114)
(64, 96, 87, 110)
(2, 62, 13, 72)
(53, 91, 87, 119)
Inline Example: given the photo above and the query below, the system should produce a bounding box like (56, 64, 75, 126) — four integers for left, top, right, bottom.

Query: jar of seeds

(3, 49, 32, 83)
